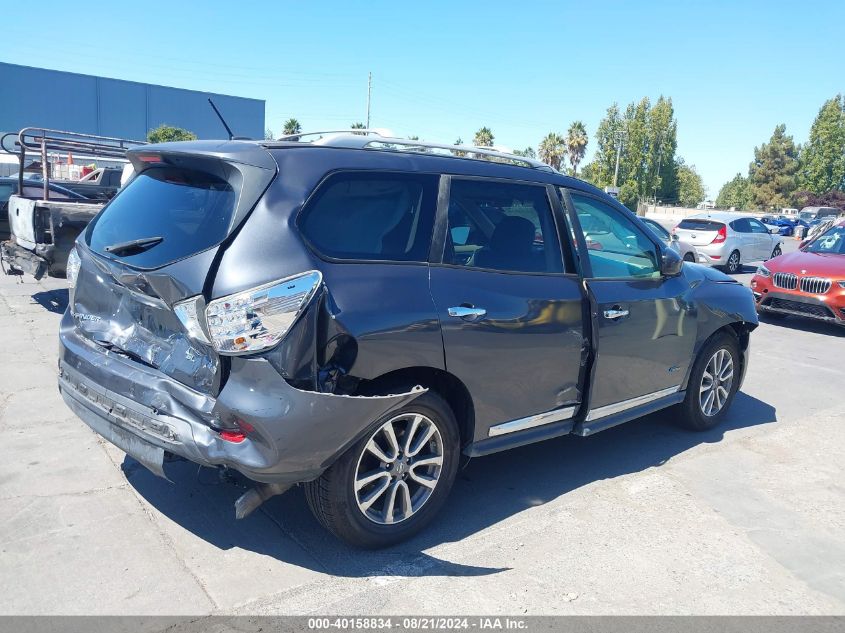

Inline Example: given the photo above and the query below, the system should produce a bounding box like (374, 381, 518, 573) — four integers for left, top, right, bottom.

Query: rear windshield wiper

(104, 236, 164, 256)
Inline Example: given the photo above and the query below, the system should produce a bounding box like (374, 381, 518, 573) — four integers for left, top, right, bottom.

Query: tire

(674, 332, 741, 431)
(725, 250, 741, 274)
(683, 252, 696, 263)
(304, 391, 460, 548)
(769, 245, 782, 260)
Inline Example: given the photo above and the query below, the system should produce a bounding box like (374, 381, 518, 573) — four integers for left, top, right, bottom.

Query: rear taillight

(711, 225, 727, 244)
(175, 271, 322, 355)
(66, 247, 81, 289)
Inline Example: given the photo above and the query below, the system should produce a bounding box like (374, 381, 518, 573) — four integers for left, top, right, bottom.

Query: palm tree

(264, 128, 275, 140)
(565, 121, 588, 176)
(473, 127, 494, 147)
(538, 133, 566, 171)
(453, 137, 466, 157)
(350, 122, 366, 135)
(513, 147, 536, 159)
(282, 118, 301, 137)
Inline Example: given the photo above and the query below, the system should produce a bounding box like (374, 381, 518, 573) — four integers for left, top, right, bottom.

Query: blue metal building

(0, 62, 265, 142)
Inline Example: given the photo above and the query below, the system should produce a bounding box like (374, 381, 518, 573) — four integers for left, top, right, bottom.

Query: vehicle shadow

(125, 391, 776, 579)
(758, 312, 845, 337)
(31, 288, 68, 314)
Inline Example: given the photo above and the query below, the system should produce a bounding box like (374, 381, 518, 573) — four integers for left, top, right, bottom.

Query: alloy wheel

(699, 348, 734, 417)
(727, 252, 740, 273)
(353, 413, 444, 525)
(771, 246, 782, 258)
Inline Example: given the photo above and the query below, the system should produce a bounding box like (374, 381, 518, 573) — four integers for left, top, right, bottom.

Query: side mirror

(670, 233, 680, 242)
(661, 247, 683, 277)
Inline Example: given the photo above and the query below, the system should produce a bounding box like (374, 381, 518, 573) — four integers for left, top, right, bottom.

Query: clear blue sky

(3, 0, 843, 196)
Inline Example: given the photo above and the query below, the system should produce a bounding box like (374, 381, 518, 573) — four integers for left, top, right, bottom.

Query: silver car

(641, 217, 698, 263)
(673, 212, 783, 274)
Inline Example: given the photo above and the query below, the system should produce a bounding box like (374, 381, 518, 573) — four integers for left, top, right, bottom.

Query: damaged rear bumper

(59, 311, 425, 484)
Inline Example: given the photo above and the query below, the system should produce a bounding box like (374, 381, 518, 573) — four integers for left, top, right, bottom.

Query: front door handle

(603, 307, 629, 320)
(448, 306, 487, 321)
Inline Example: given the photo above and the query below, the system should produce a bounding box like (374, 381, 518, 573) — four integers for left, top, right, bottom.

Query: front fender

(680, 264, 758, 390)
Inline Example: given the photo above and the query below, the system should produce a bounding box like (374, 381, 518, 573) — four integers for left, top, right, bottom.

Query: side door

(564, 190, 696, 426)
(747, 217, 774, 259)
(428, 176, 586, 444)
(728, 218, 756, 264)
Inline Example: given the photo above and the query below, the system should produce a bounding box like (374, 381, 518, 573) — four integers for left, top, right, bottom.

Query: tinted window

(730, 218, 751, 233)
(570, 193, 660, 279)
(444, 179, 562, 273)
(299, 172, 437, 262)
(86, 167, 236, 268)
(678, 219, 723, 231)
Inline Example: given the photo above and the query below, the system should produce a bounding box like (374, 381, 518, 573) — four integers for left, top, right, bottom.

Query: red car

(751, 221, 845, 325)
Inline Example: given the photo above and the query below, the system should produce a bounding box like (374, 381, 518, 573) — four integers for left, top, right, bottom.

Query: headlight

(66, 247, 81, 288)
(176, 271, 322, 354)
(756, 265, 771, 277)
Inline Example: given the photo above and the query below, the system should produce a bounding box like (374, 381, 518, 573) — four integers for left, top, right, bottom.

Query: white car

(673, 212, 784, 274)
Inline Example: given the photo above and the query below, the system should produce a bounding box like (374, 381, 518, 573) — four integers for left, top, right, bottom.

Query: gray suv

(60, 133, 758, 547)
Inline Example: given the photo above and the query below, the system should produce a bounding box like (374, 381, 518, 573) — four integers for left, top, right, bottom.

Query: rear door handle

(603, 307, 629, 320)
(448, 306, 487, 321)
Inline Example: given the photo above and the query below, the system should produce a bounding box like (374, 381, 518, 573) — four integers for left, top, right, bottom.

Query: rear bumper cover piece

(1, 240, 48, 279)
(59, 311, 425, 483)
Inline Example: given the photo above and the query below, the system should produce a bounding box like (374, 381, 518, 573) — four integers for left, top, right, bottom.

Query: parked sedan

(751, 221, 845, 326)
(641, 217, 698, 262)
(673, 212, 784, 274)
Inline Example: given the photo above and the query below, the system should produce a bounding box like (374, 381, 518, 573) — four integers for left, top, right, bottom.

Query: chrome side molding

(585, 386, 681, 422)
(488, 405, 577, 437)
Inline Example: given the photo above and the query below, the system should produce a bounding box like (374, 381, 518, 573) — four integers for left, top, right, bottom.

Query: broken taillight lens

(204, 271, 322, 355)
(66, 247, 81, 289)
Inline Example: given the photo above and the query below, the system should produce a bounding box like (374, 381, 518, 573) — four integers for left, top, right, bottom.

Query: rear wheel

(674, 332, 741, 431)
(683, 252, 696, 263)
(304, 391, 460, 548)
(724, 250, 741, 274)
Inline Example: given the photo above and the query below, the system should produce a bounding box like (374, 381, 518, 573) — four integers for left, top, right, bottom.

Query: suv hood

(767, 250, 845, 277)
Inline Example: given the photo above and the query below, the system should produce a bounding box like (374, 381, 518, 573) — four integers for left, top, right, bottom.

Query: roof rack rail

(265, 130, 553, 171)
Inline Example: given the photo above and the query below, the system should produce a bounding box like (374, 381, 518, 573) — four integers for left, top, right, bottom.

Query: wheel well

(355, 367, 475, 448)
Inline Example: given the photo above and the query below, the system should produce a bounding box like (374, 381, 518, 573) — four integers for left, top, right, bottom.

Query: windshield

(86, 167, 237, 269)
(799, 211, 815, 221)
(804, 225, 845, 254)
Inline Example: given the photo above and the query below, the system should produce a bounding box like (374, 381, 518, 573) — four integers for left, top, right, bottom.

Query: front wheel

(674, 332, 741, 431)
(769, 245, 782, 259)
(305, 391, 460, 548)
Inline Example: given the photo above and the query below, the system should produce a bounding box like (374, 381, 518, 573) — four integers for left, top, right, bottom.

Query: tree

(793, 188, 845, 211)
(798, 95, 845, 194)
(586, 103, 624, 186)
(538, 133, 566, 170)
(565, 121, 588, 176)
(676, 160, 706, 207)
(350, 122, 366, 135)
(282, 118, 302, 136)
(716, 173, 751, 210)
(473, 127, 494, 147)
(748, 124, 800, 210)
(264, 128, 275, 140)
(147, 125, 197, 143)
(513, 147, 536, 159)
(453, 138, 466, 157)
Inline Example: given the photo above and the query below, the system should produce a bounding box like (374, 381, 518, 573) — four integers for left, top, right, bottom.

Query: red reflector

(219, 430, 246, 443)
(137, 153, 163, 163)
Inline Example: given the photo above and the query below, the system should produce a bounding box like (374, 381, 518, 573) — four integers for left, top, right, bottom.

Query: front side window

(748, 219, 769, 234)
(443, 179, 563, 273)
(569, 193, 660, 279)
(298, 172, 438, 262)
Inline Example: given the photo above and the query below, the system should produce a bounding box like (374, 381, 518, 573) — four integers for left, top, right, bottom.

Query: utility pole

(366, 72, 372, 129)
(613, 131, 624, 188)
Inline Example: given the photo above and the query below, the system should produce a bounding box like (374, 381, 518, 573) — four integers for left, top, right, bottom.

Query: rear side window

(677, 219, 724, 231)
(86, 167, 236, 268)
(298, 172, 438, 262)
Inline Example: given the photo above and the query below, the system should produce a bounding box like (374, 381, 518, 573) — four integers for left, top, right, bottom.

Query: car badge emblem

(801, 269, 806, 274)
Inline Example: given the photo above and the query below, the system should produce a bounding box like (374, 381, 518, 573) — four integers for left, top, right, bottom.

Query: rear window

(86, 167, 236, 268)
(298, 172, 438, 262)
(677, 219, 724, 231)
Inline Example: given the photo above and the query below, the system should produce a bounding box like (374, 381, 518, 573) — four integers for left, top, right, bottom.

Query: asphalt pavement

(1, 234, 843, 616)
